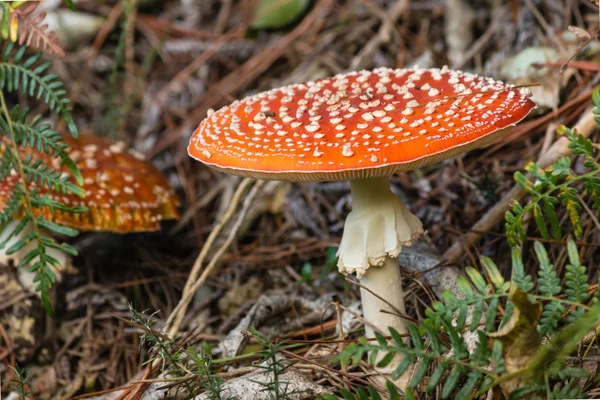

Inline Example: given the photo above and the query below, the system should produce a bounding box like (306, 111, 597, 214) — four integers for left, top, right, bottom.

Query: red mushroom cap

(188, 67, 536, 181)
(0, 135, 180, 233)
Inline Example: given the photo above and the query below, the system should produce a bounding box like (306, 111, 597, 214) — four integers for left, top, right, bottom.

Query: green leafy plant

(127, 305, 233, 399)
(187, 345, 232, 400)
(9, 364, 32, 400)
(0, 41, 84, 312)
(318, 382, 401, 400)
(248, 327, 303, 400)
(505, 87, 600, 246)
(338, 240, 600, 399)
(129, 306, 195, 395)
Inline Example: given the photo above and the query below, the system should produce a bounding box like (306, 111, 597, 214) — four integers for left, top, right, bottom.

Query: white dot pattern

(0, 135, 180, 232)
(189, 67, 535, 182)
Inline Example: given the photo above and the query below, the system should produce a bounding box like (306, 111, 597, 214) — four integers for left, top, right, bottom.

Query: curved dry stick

(166, 178, 262, 337)
(443, 107, 598, 264)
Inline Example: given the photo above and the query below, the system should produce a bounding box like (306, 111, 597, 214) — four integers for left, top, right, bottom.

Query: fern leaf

(564, 239, 589, 321)
(535, 242, 561, 297)
(408, 357, 431, 389)
(532, 202, 550, 240)
(511, 247, 534, 292)
(543, 197, 561, 241)
(441, 365, 463, 399)
(10, 111, 82, 184)
(584, 175, 600, 210)
(385, 381, 401, 400)
(1, 4, 9, 39)
(392, 355, 414, 380)
(442, 319, 468, 359)
(455, 370, 482, 400)
(367, 386, 382, 400)
(551, 384, 585, 399)
(426, 362, 448, 392)
(481, 256, 510, 293)
(471, 331, 492, 366)
(10, 2, 65, 58)
(505, 202, 528, 246)
(406, 324, 423, 351)
(491, 340, 505, 373)
(470, 299, 484, 332)
(465, 266, 488, 294)
(535, 241, 565, 336)
(0, 43, 77, 137)
(422, 324, 444, 354)
(559, 187, 582, 239)
(539, 302, 565, 337)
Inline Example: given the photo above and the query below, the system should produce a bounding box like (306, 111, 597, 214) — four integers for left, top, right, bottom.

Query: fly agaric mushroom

(0, 134, 179, 360)
(188, 67, 535, 381)
(0, 134, 180, 288)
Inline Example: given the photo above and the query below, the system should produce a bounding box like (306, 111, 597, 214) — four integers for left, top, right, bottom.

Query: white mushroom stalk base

(337, 177, 424, 389)
(0, 220, 72, 293)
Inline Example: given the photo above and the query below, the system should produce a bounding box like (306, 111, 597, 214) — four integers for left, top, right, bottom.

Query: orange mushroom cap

(189, 67, 536, 181)
(0, 135, 180, 233)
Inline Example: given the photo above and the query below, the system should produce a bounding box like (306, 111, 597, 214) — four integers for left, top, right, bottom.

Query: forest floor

(2, 0, 600, 399)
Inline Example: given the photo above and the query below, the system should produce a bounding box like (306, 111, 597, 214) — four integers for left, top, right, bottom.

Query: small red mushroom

(188, 67, 535, 385)
(0, 134, 180, 233)
(0, 134, 180, 288)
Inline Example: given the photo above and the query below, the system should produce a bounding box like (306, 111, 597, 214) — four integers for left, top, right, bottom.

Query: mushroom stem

(338, 176, 424, 388)
(359, 255, 407, 339)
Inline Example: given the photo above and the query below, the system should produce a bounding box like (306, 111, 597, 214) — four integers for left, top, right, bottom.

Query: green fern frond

(0, 42, 83, 312)
(550, 384, 585, 399)
(0, 186, 23, 225)
(7, 105, 82, 184)
(0, 43, 77, 137)
(534, 241, 565, 336)
(20, 155, 83, 196)
(564, 239, 589, 322)
(535, 242, 561, 297)
(583, 174, 600, 209)
(338, 228, 600, 398)
(505, 90, 600, 246)
(341, 323, 481, 400)
(511, 247, 534, 292)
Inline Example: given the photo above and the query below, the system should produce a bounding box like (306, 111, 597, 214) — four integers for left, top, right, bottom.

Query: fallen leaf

(251, 0, 310, 30)
(489, 289, 542, 395)
(568, 26, 592, 41)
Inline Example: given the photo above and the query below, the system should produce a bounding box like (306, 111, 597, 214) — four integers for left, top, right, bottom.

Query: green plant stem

(0, 89, 52, 302)
(531, 169, 599, 201)
(528, 294, 592, 310)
